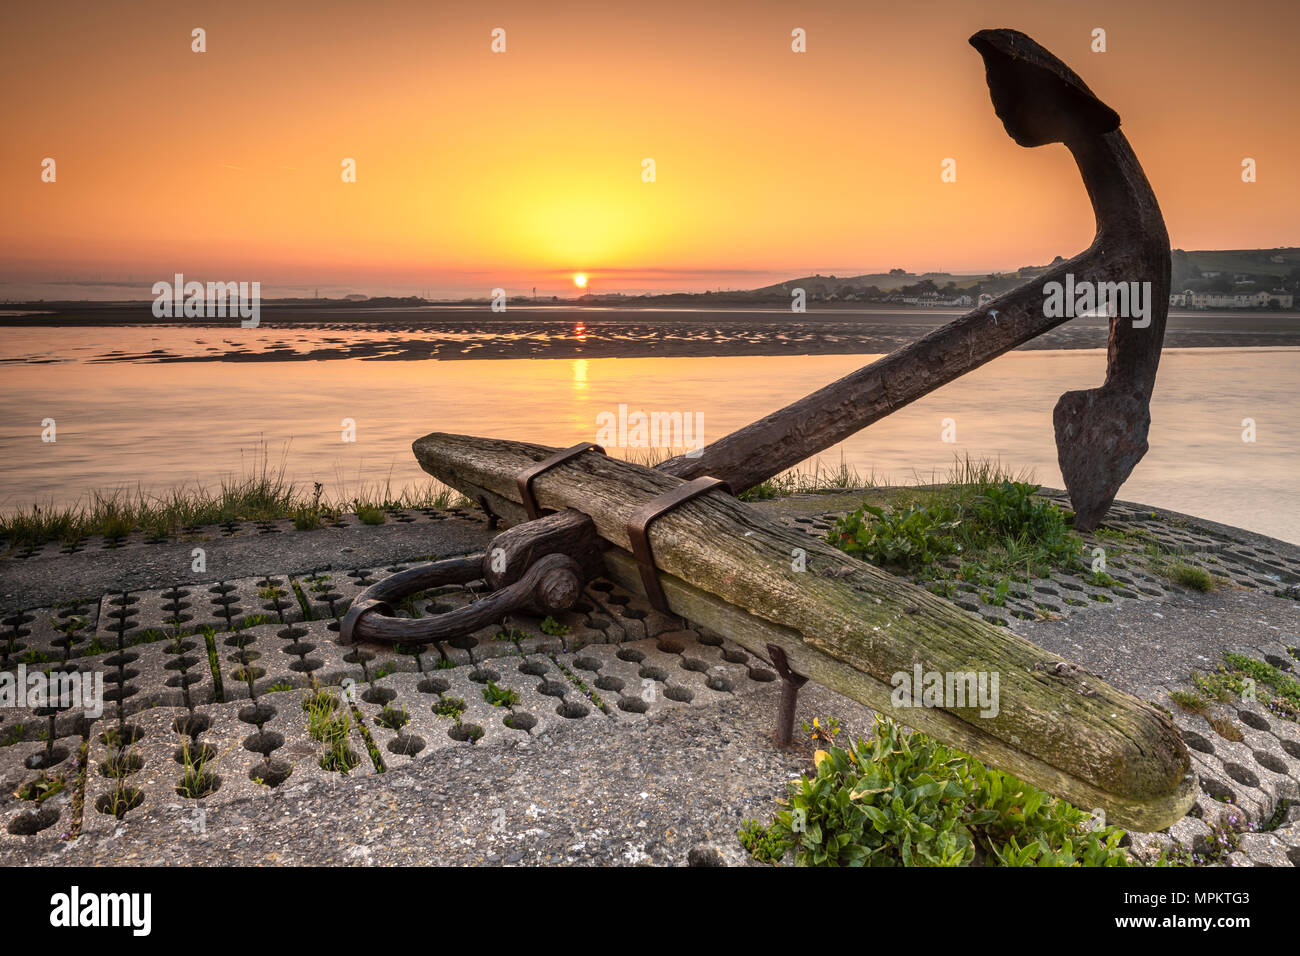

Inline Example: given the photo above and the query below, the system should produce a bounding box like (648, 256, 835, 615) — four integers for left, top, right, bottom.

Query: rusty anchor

(334, 31, 1192, 830)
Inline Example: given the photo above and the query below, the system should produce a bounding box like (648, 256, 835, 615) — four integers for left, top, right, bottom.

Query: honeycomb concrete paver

(4, 494, 1300, 864)
(1, 560, 788, 850)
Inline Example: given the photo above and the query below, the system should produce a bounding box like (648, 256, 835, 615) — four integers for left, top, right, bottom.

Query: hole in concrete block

(448, 723, 483, 743)
(503, 713, 536, 732)
(1199, 777, 1235, 804)
(243, 731, 284, 757)
(176, 772, 221, 799)
(251, 759, 292, 787)
(98, 751, 143, 778)
(6, 806, 59, 835)
(1253, 751, 1288, 775)
(173, 713, 210, 738)
(99, 724, 143, 747)
(1223, 763, 1260, 789)
(1237, 711, 1270, 732)
(172, 743, 218, 766)
(361, 687, 396, 705)
(95, 786, 143, 818)
(239, 703, 277, 726)
(24, 747, 69, 771)
(388, 734, 426, 756)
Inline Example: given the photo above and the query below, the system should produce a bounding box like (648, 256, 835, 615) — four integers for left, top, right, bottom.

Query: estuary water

(0, 328, 1296, 544)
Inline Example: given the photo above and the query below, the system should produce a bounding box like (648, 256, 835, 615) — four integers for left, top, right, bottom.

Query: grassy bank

(0, 450, 1027, 550)
(0, 449, 472, 549)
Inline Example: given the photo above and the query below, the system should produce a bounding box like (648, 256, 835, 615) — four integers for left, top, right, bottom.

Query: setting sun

(574, 274, 588, 289)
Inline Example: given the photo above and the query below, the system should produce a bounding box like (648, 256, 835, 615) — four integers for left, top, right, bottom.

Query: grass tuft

(1168, 563, 1216, 592)
(0, 442, 468, 548)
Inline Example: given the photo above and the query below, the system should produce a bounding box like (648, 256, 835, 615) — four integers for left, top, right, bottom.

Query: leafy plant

(961, 761, 1133, 866)
(829, 502, 961, 570)
(15, 772, 66, 804)
(1191, 653, 1300, 723)
(482, 681, 520, 707)
(764, 715, 1136, 867)
(540, 616, 570, 637)
(775, 716, 974, 866)
(982, 577, 1012, 607)
(1087, 570, 1118, 588)
(967, 481, 1073, 554)
(434, 696, 466, 719)
(738, 819, 789, 865)
(830, 478, 1083, 584)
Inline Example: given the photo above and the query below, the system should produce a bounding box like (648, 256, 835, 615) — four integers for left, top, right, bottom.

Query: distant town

(560, 247, 1299, 311)
(3, 248, 1296, 314)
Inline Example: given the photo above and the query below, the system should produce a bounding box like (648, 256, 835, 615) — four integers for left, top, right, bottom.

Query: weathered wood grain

(414, 432, 1196, 830)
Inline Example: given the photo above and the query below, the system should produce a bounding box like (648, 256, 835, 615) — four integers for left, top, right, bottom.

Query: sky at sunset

(2, 0, 1297, 299)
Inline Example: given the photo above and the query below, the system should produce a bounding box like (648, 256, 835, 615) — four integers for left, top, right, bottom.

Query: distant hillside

(747, 248, 1300, 304)
(1172, 248, 1300, 288)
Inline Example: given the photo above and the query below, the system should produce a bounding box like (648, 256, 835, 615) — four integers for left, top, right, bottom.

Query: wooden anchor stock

(409, 432, 1195, 831)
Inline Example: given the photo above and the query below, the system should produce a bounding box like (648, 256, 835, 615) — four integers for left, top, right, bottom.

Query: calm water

(0, 336, 1296, 543)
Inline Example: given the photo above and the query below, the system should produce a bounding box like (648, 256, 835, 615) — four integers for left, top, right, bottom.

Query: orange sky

(2, 0, 1297, 298)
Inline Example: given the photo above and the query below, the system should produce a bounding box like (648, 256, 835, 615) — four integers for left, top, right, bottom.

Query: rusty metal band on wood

(626, 476, 730, 613)
(515, 442, 606, 521)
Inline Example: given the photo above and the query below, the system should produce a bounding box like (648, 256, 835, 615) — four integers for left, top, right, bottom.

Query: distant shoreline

(0, 299, 1298, 326)
(2, 307, 1299, 363)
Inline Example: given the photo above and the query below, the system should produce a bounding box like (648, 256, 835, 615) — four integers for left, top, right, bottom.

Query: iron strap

(626, 476, 730, 613)
(515, 442, 606, 521)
